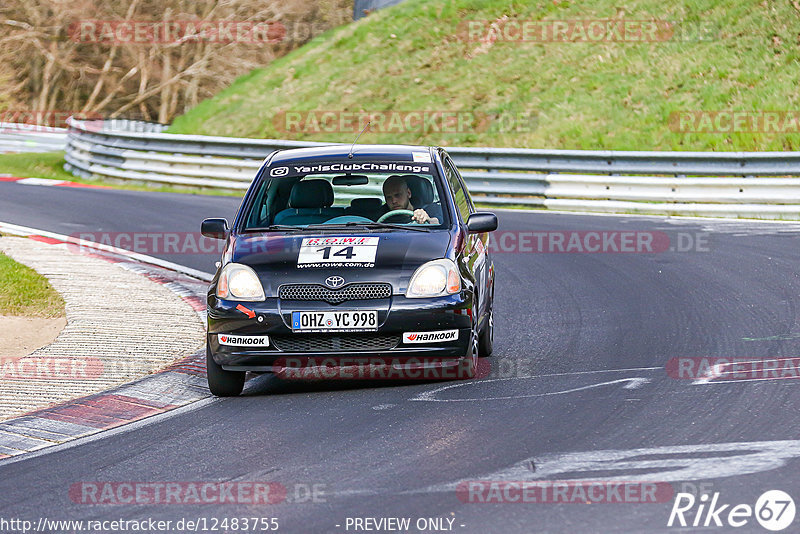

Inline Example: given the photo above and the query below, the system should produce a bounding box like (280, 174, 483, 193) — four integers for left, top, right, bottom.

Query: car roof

(269, 144, 436, 165)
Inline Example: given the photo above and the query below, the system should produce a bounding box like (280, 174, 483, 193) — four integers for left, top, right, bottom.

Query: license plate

(292, 310, 378, 332)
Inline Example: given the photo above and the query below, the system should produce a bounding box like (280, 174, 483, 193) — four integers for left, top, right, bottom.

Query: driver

(382, 175, 438, 224)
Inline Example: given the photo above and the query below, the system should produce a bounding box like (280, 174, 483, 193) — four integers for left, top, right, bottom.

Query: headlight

(216, 263, 265, 301)
(406, 259, 461, 298)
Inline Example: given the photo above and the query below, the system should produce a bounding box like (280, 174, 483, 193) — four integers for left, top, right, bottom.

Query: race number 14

(317, 246, 355, 260)
(297, 237, 379, 266)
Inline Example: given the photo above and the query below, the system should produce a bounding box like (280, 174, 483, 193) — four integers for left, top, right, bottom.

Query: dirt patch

(0, 315, 66, 359)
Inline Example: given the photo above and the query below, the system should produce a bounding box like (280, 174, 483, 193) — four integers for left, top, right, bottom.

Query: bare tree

(0, 0, 352, 125)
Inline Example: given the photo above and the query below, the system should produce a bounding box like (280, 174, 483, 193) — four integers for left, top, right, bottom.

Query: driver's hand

(412, 209, 430, 224)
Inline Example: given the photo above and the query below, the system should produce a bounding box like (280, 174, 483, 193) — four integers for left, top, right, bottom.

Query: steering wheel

(377, 209, 414, 223)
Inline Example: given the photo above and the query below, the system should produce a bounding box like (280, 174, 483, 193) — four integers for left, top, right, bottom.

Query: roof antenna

(348, 120, 370, 159)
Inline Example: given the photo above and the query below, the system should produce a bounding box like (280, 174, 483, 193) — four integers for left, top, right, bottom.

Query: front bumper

(207, 293, 473, 370)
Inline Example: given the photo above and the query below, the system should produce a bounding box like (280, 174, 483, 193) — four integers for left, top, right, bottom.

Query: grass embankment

(0, 251, 64, 317)
(0, 152, 75, 182)
(168, 0, 800, 151)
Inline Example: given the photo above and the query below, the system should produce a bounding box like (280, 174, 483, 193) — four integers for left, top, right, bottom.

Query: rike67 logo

(668, 490, 795, 531)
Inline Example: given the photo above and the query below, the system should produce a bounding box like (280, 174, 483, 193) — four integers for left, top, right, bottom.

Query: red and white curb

(0, 222, 213, 461)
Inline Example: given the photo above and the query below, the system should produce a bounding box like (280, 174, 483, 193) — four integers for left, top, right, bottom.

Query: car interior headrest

(289, 179, 334, 209)
(400, 175, 434, 206)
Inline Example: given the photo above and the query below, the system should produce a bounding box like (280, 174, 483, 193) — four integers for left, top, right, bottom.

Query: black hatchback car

(201, 144, 497, 396)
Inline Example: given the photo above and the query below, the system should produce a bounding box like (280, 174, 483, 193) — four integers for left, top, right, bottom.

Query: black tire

(478, 298, 494, 357)
(459, 332, 479, 379)
(206, 344, 245, 397)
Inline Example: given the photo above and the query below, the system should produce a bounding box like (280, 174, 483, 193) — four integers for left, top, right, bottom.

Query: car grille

(278, 283, 392, 304)
(271, 334, 400, 352)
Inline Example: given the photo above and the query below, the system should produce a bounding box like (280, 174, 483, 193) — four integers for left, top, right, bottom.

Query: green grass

(169, 0, 800, 151)
(0, 251, 65, 317)
(0, 152, 76, 182)
(0, 152, 243, 196)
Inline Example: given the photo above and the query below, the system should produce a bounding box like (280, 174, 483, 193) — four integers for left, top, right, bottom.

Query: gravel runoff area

(0, 235, 206, 421)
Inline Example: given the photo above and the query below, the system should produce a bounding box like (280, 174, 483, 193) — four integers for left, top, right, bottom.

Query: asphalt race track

(1, 180, 799, 533)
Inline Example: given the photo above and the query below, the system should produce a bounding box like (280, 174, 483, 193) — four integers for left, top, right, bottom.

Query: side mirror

(466, 212, 498, 234)
(201, 218, 229, 239)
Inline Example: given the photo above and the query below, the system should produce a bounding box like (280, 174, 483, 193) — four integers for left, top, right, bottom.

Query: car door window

(449, 157, 476, 212)
(443, 157, 471, 223)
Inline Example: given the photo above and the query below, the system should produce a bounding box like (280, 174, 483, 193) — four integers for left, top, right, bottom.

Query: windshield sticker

(269, 162, 431, 178)
(297, 237, 379, 268)
(412, 152, 432, 163)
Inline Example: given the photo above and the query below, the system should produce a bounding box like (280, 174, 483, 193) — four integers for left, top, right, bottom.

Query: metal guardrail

(0, 123, 68, 153)
(354, 0, 407, 20)
(63, 118, 800, 219)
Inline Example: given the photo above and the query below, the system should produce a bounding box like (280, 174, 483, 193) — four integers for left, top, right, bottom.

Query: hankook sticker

(218, 334, 270, 347)
(403, 330, 459, 343)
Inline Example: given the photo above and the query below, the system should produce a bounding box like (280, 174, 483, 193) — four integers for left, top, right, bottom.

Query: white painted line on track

(692, 363, 728, 385)
(509, 366, 662, 378)
(408, 366, 663, 403)
(413, 439, 800, 494)
(411, 377, 652, 402)
(696, 376, 800, 385)
(692, 357, 800, 385)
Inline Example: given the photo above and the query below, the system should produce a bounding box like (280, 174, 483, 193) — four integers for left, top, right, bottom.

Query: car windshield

(242, 159, 449, 230)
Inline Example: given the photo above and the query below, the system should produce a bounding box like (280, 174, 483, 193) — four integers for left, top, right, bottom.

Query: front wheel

(458, 332, 479, 379)
(478, 310, 494, 357)
(206, 344, 245, 397)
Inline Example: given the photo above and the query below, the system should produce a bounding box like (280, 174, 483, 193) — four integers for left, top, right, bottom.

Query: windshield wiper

(244, 225, 306, 232)
(250, 222, 432, 233)
(357, 222, 431, 232)
(303, 222, 374, 232)
(316, 221, 432, 232)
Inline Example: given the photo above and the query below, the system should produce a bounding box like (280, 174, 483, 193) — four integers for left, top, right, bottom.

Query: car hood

(228, 230, 453, 296)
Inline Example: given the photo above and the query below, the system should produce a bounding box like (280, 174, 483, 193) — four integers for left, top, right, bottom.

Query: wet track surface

(1, 180, 799, 532)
